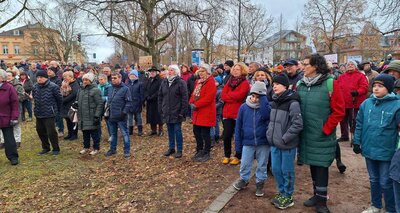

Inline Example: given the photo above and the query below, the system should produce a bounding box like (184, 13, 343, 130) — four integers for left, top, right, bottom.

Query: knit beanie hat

(273, 73, 290, 88)
(129, 70, 139, 77)
(373, 73, 395, 93)
(82, 72, 95, 82)
(36, 70, 48, 78)
(250, 81, 267, 95)
(224, 60, 234, 68)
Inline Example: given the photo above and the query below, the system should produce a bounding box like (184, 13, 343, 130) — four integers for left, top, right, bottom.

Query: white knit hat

(83, 72, 95, 82)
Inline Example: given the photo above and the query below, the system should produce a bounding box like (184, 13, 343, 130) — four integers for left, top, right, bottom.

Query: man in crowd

(223, 60, 234, 85)
(361, 61, 379, 97)
(32, 70, 62, 155)
(283, 59, 303, 90)
(247, 62, 260, 84)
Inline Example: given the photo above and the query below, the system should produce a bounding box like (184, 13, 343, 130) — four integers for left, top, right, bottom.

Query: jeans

(193, 125, 211, 153)
(210, 115, 221, 140)
(36, 117, 60, 151)
(109, 120, 131, 154)
(365, 158, 395, 212)
(167, 123, 183, 152)
(21, 99, 32, 120)
(55, 114, 64, 133)
(393, 180, 400, 213)
(271, 147, 296, 197)
(82, 129, 100, 150)
(240, 145, 270, 183)
(128, 112, 143, 127)
(0, 127, 18, 161)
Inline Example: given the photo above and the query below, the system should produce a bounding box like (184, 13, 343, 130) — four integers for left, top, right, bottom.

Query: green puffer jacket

(77, 83, 103, 131)
(297, 75, 345, 167)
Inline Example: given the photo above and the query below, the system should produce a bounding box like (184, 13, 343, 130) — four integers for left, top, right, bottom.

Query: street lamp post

(237, 0, 241, 62)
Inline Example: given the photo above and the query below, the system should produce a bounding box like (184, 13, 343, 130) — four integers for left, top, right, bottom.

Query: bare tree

(372, 0, 400, 35)
(0, 0, 29, 29)
(67, 0, 211, 65)
(229, 4, 274, 61)
(302, 0, 367, 53)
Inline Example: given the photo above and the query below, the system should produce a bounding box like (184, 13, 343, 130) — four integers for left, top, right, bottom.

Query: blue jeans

(210, 115, 221, 140)
(394, 180, 400, 213)
(109, 120, 131, 154)
(240, 145, 270, 183)
(167, 123, 183, 151)
(128, 112, 143, 127)
(366, 158, 395, 212)
(21, 99, 32, 119)
(271, 147, 296, 197)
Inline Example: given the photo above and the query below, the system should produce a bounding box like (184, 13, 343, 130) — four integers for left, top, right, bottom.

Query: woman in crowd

(221, 62, 250, 165)
(60, 71, 80, 140)
(145, 67, 163, 136)
(158, 64, 188, 158)
(189, 65, 216, 162)
(77, 73, 103, 155)
(296, 54, 345, 213)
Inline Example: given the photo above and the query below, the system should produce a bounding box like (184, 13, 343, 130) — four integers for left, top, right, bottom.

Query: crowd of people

(0, 54, 399, 213)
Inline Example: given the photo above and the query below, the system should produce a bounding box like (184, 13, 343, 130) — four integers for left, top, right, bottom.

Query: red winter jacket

(189, 77, 217, 127)
(221, 79, 250, 119)
(0, 82, 19, 128)
(337, 70, 369, 109)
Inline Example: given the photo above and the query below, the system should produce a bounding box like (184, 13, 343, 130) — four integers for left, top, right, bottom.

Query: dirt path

(222, 141, 371, 213)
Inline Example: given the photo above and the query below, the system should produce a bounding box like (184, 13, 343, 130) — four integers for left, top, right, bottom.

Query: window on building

(13, 30, 20, 36)
(14, 45, 20, 55)
(33, 45, 39, 55)
(48, 47, 55, 54)
(2, 45, 8, 54)
(31, 33, 38, 39)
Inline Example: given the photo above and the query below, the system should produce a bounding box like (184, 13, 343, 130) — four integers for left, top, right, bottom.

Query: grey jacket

(77, 83, 103, 130)
(266, 90, 303, 149)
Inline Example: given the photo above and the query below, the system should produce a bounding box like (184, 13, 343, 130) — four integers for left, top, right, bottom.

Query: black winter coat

(61, 80, 80, 118)
(32, 80, 62, 118)
(145, 75, 162, 124)
(158, 77, 188, 124)
(127, 79, 144, 113)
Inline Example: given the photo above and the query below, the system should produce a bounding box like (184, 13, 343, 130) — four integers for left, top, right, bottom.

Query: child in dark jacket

(210, 78, 223, 145)
(267, 73, 303, 209)
(353, 74, 400, 213)
(390, 139, 400, 213)
(232, 81, 271, 197)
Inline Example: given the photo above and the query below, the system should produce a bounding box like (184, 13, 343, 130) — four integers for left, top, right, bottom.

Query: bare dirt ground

(222, 140, 371, 213)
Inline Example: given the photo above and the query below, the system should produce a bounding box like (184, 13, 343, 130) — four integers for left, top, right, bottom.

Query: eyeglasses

(111, 77, 118, 79)
(302, 63, 310, 66)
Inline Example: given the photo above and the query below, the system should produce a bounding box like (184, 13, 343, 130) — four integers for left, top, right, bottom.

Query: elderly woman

(296, 54, 345, 213)
(19, 71, 33, 122)
(0, 69, 19, 165)
(221, 62, 250, 165)
(189, 65, 216, 162)
(145, 67, 163, 136)
(61, 71, 80, 140)
(158, 64, 188, 158)
(77, 73, 103, 155)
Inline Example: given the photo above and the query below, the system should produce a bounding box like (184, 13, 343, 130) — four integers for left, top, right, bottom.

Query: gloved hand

(190, 103, 197, 111)
(94, 117, 100, 126)
(10, 120, 19, 126)
(71, 101, 78, 109)
(350, 90, 359, 97)
(353, 144, 362, 154)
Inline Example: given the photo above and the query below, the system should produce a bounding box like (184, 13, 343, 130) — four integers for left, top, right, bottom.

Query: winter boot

(138, 125, 143, 136)
(304, 182, 317, 207)
(315, 188, 330, 213)
(129, 126, 133, 135)
(255, 182, 264, 197)
(163, 149, 175, 156)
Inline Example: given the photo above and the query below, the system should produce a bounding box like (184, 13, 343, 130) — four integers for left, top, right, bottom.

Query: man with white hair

(158, 64, 188, 158)
(337, 60, 368, 142)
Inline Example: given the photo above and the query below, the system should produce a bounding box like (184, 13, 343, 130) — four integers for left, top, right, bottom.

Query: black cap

(283, 59, 298, 66)
(36, 70, 48, 78)
(273, 73, 290, 88)
(224, 60, 234, 68)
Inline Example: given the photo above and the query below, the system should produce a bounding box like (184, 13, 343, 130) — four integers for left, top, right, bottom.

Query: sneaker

(38, 149, 50, 155)
(174, 151, 182, 158)
(89, 150, 99, 155)
(105, 150, 116, 157)
(52, 151, 60, 155)
(229, 157, 240, 165)
(274, 195, 294, 209)
(303, 195, 317, 207)
(255, 182, 264, 197)
(233, 179, 248, 191)
(108, 137, 112, 142)
(10, 158, 19, 165)
(80, 149, 89, 154)
(271, 194, 283, 205)
(163, 149, 175, 156)
(222, 157, 230, 164)
(58, 132, 64, 138)
(124, 153, 131, 158)
(192, 150, 204, 161)
(198, 152, 210, 162)
(361, 206, 381, 213)
(68, 135, 78, 141)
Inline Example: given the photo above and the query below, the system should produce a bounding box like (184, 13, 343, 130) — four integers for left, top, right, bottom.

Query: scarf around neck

(229, 76, 246, 88)
(167, 75, 177, 86)
(245, 96, 260, 109)
(193, 76, 210, 101)
(302, 73, 322, 87)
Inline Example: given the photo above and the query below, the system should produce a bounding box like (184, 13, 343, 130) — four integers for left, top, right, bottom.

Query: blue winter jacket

(235, 95, 271, 152)
(354, 93, 400, 161)
(32, 80, 63, 118)
(107, 83, 132, 122)
(127, 79, 144, 113)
